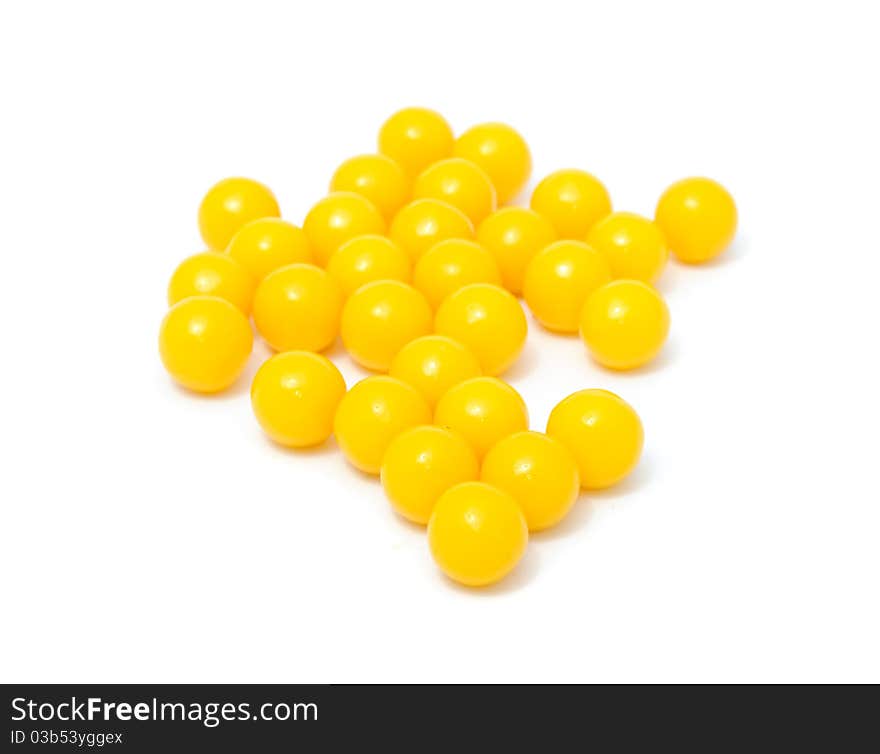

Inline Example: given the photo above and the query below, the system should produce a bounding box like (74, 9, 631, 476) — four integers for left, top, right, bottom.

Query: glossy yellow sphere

(434, 283, 527, 376)
(303, 192, 385, 266)
(454, 123, 531, 204)
(476, 207, 557, 295)
(655, 177, 738, 263)
(253, 264, 342, 352)
(428, 481, 528, 587)
(167, 251, 255, 314)
(329, 153, 410, 221)
(413, 238, 501, 309)
(159, 296, 253, 394)
(198, 177, 280, 252)
(340, 280, 432, 371)
(389, 198, 474, 263)
(326, 235, 411, 298)
(250, 351, 346, 448)
(389, 335, 482, 408)
(530, 169, 611, 239)
(434, 376, 528, 459)
(481, 431, 580, 532)
(381, 425, 479, 525)
(523, 240, 611, 333)
(378, 107, 454, 178)
(580, 280, 670, 370)
(587, 212, 668, 283)
(413, 157, 496, 224)
(226, 218, 312, 282)
(334, 376, 431, 475)
(546, 389, 643, 489)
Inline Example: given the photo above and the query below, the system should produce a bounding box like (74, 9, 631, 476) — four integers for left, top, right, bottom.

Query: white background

(1, 0, 878, 683)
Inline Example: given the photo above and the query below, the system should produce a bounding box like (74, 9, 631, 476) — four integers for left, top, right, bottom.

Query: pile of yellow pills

(159, 107, 737, 589)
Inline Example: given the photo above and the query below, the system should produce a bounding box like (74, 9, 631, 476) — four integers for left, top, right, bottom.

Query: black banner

(2, 684, 876, 749)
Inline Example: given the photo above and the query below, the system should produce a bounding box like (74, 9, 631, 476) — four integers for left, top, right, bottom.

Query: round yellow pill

(250, 351, 346, 448)
(340, 280, 432, 371)
(454, 123, 531, 204)
(253, 263, 342, 352)
(434, 283, 527, 376)
(198, 177, 280, 252)
(378, 107, 454, 179)
(389, 335, 482, 408)
(587, 211, 668, 283)
(530, 169, 611, 238)
(329, 153, 410, 221)
(389, 198, 474, 263)
(413, 157, 497, 224)
(326, 234, 411, 298)
(413, 238, 501, 309)
(434, 376, 528, 459)
(381, 425, 479, 525)
(655, 177, 738, 264)
(477, 207, 557, 295)
(334, 376, 431, 475)
(428, 481, 528, 587)
(481, 431, 580, 532)
(303, 192, 385, 266)
(580, 280, 670, 370)
(159, 296, 253, 394)
(546, 389, 643, 489)
(226, 218, 312, 282)
(167, 251, 255, 314)
(522, 240, 612, 333)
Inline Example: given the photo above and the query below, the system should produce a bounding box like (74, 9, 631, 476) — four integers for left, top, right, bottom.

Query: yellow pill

(198, 177, 280, 252)
(413, 238, 502, 309)
(454, 123, 531, 204)
(434, 283, 527, 376)
(167, 251, 255, 314)
(303, 192, 385, 266)
(530, 169, 611, 238)
(580, 280, 670, 370)
(389, 198, 474, 263)
(523, 240, 612, 333)
(378, 107, 454, 179)
(481, 431, 580, 532)
(381, 425, 479, 525)
(587, 211, 668, 283)
(428, 481, 528, 587)
(226, 218, 312, 282)
(546, 389, 643, 490)
(329, 153, 410, 221)
(253, 263, 342, 352)
(326, 235, 411, 298)
(159, 296, 253, 394)
(334, 376, 431, 475)
(413, 157, 496, 225)
(477, 207, 557, 295)
(340, 280, 432, 372)
(250, 351, 346, 448)
(655, 176, 738, 264)
(389, 335, 482, 408)
(434, 376, 528, 459)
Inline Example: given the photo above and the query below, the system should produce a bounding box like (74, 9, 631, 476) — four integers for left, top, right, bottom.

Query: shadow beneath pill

(440, 545, 540, 597)
(256, 428, 341, 458)
(531, 460, 653, 543)
(502, 336, 542, 381)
